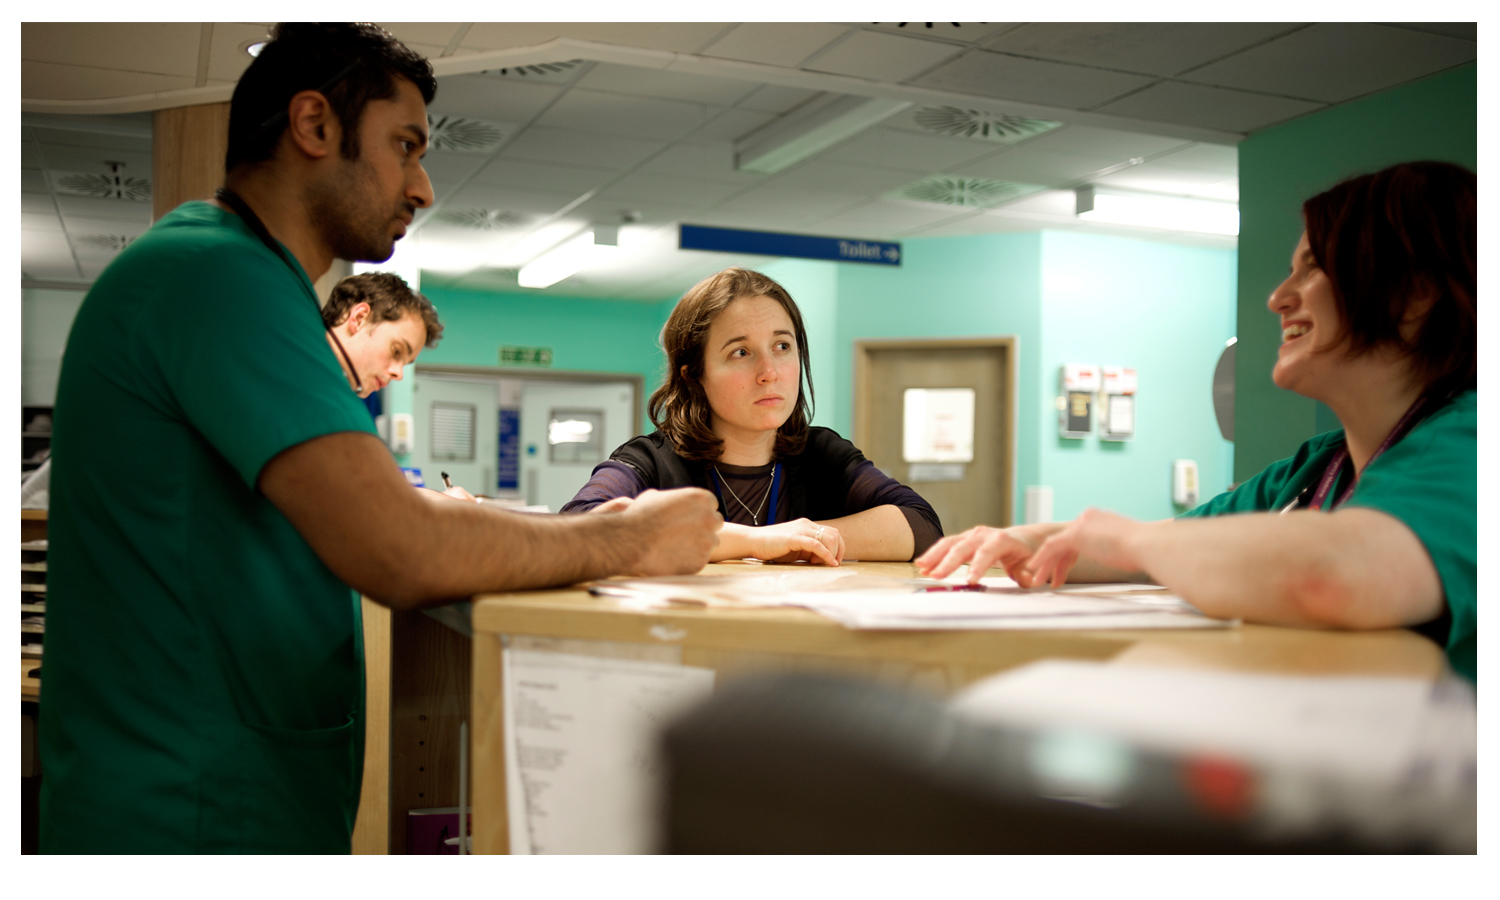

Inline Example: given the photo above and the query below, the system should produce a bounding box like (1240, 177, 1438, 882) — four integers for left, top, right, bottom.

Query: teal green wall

(759, 258, 840, 430)
(834, 233, 1044, 523)
(1038, 232, 1236, 521)
(394, 285, 676, 435)
(1233, 63, 1476, 482)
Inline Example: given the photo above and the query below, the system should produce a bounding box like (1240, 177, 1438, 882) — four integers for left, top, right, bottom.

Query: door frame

(413, 364, 646, 436)
(852, 336, 1019, 527)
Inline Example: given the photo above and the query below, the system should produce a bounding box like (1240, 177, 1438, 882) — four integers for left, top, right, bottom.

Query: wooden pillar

(151, 102, 230, 222)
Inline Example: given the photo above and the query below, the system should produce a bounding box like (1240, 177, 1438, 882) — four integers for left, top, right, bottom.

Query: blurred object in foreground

(660, 668, 1474, 854)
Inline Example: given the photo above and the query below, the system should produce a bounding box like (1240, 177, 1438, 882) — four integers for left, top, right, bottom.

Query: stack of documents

(590, 566, 1231, 630)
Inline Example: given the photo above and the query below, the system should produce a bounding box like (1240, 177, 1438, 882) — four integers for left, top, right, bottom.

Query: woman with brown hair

(918, 161, 1477, 681)
(562, 267, 942, 565)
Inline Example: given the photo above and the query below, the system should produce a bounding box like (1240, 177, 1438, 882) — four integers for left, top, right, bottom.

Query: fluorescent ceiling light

(246, 41, 267, 57)
(518, 231, 618, 289)
(1076, 187, 1239, 236)
(736, 93, 912, 175)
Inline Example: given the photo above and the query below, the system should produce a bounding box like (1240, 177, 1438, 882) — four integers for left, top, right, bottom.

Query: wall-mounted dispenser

(1099, 366, 1137, 441)
(1058, 364, 1099, 438)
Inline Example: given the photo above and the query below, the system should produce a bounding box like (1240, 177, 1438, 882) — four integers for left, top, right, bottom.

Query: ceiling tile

(821, 128, 998, 173)
(767, 161, 921, 196)
(986, 23, 1303, 77)
(1387, 23, 1477, 41)
(681, 108, 777, 144)
(54, 195, 153, 222)
(430, 74, 562, 122)
(865, 23, 1020, 45)
(22, 61, 195, 102)
(906, 214, 1045, 238)
(420, 150, 489, 184)
(462, 23, 728, 54)
(537, 89, 716, 142)
(1013, 124, 1194, 160)
(34, 145, 151, 178)
(805, 31, 963, 82)
(501, 126, 665, 171)
(1150, 142, 1239, 174)
(22, 22, 202, 77)
(1094, 81, 1322, 133)
(915, 51, 1156, 109)
(575, 63, 758, 106)
(469, 157, 615, 194)
(205, 22, 271, 83)
(952, 142, 1158, 187)
(1180, 23, 1477, 104)
(21, 142, 41, 168)
(804, 199, 965, 237)
(635, 144, 763, 185)
(22, 230, 75, 257)
(28, 127, 152, 155)
(734, 85, 823, 114)
(447, 183, 579, 217)
(701, 23, 852, 68)
(61, 215, 150, 236)
(22, 212, 64, 233)
(600, 173, 745, 207)
(377, 23, 470, 48)
(993, 189, 1078, 216)
(22, 170, 48, 193)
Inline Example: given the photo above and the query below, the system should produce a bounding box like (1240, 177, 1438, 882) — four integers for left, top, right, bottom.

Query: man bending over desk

(40, 23, 719, 854)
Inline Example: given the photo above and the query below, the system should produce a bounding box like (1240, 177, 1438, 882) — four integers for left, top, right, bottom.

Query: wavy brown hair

(648, 267, 815, 461)
(1302, 161, 1475, 399)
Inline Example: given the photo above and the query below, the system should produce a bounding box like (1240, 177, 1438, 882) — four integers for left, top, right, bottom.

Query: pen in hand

(441, 471, 453, 490)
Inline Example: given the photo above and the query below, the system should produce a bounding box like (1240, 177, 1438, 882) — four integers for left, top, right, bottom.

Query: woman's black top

(560, 427, 944, 559)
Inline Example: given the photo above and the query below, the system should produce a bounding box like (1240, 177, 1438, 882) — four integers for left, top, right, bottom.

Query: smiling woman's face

(1266, 231, 1349, 397)
(695, 294, 801, 444)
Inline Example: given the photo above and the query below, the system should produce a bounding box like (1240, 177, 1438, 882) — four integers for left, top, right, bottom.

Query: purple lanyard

(1306, 395, 1429, 512)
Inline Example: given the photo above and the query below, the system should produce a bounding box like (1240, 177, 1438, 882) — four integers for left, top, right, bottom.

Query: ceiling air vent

(912, 107, 1060, 144)
(427, 115, 506, 153)
(77, 234, 135, 251)
(434, 209, 530, 230)
(897, 176, 1029, 208)
(480, 60, 584, 83)
(54, 162, 150, 201)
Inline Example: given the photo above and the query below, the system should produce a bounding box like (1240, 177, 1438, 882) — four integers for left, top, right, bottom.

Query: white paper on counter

(949, 660, 1458, 782)
(503, 648, 715, 854)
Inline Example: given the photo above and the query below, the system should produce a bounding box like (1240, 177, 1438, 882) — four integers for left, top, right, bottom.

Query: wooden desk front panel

(466, 561, 1447, 854)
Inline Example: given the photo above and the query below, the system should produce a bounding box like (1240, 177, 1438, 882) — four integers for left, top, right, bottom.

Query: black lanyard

(213, 187, 362, 393)
(1281, 394, 1431, 513)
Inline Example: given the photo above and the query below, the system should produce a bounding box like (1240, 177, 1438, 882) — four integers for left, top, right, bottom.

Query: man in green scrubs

(40, 24, 720, 853)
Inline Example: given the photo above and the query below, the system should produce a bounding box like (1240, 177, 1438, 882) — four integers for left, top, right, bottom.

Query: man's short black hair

(225, 22, 436, 173)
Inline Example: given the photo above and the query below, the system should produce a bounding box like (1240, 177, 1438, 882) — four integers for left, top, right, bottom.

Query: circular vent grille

(427, 115, 506, 153)
(900, 177, 1023, 207)
(912, 107, 1059, 142)
(77, 234, 135, 251)
(55, 172, 151, 201)
(434, 209, 530, 230)
(480, 59, 583, 79)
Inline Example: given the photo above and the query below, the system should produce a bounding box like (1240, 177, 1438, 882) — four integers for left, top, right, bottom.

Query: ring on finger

(814, 525, 825, 540)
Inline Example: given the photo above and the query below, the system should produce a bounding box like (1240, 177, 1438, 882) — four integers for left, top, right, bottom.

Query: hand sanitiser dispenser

(1172, 459, 1199, 508)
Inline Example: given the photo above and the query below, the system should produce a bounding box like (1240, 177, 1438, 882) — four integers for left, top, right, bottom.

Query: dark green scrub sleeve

(150, 244, 377, 488)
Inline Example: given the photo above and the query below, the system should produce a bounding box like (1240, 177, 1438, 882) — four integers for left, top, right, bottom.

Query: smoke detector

(911, 107, 1061, 144)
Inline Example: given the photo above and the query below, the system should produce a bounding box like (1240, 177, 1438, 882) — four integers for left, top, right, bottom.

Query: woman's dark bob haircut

(649, 267, 815, 462)
(1302, 160, 1475, 399)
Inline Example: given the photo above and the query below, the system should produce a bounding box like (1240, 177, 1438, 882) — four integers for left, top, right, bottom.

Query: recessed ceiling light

(246, 41, 267, 57)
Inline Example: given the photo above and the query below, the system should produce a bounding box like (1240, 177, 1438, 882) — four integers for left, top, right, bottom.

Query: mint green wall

(835, 233, 1044, 524)
(1233, 63, 1476, 482)
(394, 285, 676, 435)
(1039, 232, 1236, 521)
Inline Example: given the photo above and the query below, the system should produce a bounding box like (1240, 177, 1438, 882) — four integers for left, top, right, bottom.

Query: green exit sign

(499, 345, 553, 367)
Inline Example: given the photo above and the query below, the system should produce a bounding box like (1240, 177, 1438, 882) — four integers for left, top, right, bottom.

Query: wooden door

(854, 338, 1015, 533)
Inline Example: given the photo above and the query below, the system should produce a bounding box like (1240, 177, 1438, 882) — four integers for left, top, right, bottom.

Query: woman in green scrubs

(917, 161, 1477, 681)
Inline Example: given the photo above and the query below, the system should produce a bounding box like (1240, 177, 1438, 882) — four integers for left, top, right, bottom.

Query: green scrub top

(40, 202, 380, 852)
(1180, 391, 1476, 682)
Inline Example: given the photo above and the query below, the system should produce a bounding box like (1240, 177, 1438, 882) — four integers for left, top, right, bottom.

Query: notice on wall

(503, 647, 715, 854)
(902, 388, 976, 463)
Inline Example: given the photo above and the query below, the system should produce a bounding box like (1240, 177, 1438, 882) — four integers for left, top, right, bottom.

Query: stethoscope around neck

(214, 186, 363, 395)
